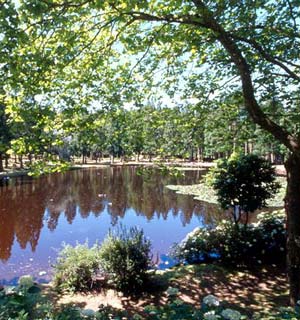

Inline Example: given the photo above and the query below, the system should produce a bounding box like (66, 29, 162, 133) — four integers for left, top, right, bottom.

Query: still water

(0, 166, 221, 284)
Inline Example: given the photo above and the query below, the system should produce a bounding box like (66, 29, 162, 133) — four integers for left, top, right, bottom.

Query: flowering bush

(203, 294, 220, 307)
(172, 210, 286, 266)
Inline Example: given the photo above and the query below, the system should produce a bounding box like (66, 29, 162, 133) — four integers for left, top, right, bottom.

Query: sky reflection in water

(0, 166, 223, 284)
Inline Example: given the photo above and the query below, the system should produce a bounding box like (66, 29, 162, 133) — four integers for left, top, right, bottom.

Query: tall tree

(8, 0, 300, 304)
(0, 103, 11, 172)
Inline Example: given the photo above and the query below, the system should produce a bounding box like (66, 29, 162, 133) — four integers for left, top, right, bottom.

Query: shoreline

(0, 161, 286, 178)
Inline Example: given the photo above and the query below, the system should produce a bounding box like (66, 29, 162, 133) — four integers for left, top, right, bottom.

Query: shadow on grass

(42, 264, 288, 318)
(115, 264, 288, 318)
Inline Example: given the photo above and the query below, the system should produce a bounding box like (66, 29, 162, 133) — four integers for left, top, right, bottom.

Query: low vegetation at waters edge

(53, 226, 152, 294)
(172, 210, 286, 267)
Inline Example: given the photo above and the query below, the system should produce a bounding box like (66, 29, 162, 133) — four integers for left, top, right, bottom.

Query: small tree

(211, 154, 280, 225)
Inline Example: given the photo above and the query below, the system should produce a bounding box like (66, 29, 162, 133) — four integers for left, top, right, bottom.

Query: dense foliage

(99, 226, 152, 293)
(172, 210, 286, 266)
(209, 154, 280, 223)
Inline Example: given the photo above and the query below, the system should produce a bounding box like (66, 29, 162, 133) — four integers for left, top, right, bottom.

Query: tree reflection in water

(0, 166, 223, 282)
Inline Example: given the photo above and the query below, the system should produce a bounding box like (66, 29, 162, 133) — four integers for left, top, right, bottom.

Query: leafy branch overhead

(2, 0, 300, 305)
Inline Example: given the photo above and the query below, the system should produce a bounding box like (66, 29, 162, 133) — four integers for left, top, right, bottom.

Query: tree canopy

(1, 0, 300, 304)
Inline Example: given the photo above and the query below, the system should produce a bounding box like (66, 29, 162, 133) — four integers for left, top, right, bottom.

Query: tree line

(0, 100, 286, 170)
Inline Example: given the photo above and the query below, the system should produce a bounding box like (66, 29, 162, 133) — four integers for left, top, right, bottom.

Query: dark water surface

(0, 166, 221, 284)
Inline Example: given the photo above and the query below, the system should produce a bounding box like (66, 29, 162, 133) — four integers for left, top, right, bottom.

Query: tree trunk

(189, 148, 194, 162)
(4, 155, 8, 168)
(0, 154, 3, 172)
(19, 155, 23, 169)
(190, 0, 300, 305)
(285, 152, 300, 306)
(197, 147, 201, 162)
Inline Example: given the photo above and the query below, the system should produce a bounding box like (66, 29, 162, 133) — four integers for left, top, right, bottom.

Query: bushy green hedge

(99, 226, 152, 293)
(172, 210, 286, 266)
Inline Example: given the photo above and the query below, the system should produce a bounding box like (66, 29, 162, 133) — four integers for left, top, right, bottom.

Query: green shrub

(99, 226, 152, 293)
(209, 154, 280, 224)
(172, 210, 286, 266)
(53, 242, 101, 292)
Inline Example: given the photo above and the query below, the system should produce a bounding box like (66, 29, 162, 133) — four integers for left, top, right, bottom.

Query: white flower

(203, 294, 220, 307)
(221, 308, 241, 320)
(204, 310, 220, 320)
(18, 275, 34, 289)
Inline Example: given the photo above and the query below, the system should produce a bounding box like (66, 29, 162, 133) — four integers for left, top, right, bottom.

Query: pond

(0, 166, 223, 285)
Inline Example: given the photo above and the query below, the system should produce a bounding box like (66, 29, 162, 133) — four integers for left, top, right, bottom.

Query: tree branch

(191, 0, 299, 152)
(229, 34, 300, 81)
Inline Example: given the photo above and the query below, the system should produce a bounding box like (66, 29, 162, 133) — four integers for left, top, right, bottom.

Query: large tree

(6, 0, 300, 304)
